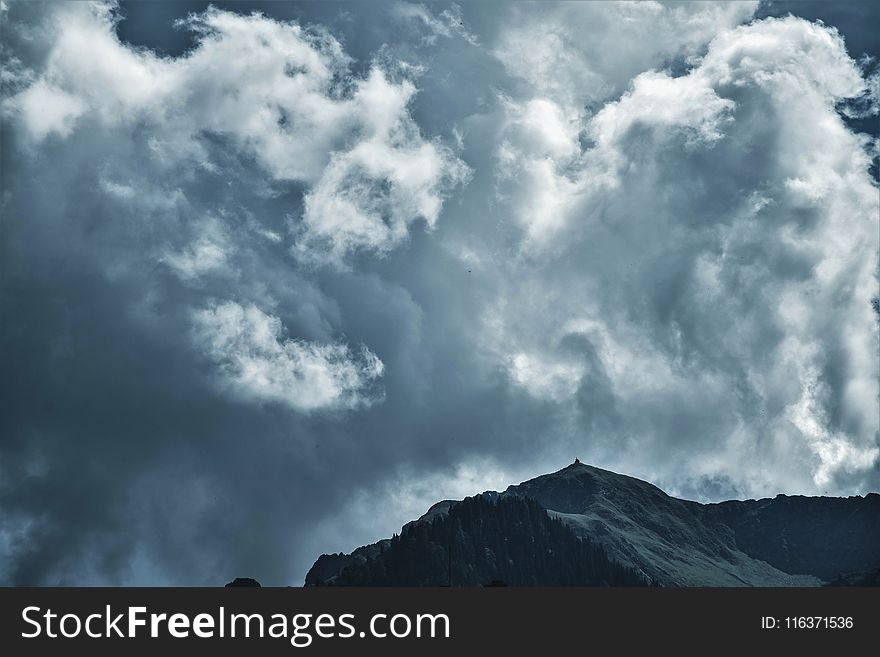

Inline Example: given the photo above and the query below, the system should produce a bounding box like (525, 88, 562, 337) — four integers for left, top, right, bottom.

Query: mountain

(309, 494, 647, 586)
(701, 495, 880, 582)
(225, 577, 261, 587)
(306, 461, 880, 587)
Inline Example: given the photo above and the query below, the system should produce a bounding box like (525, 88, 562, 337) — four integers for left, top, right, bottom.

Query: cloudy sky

(1, 0, 878, 585)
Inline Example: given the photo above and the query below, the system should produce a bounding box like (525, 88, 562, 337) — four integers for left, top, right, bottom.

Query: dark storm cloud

(1, 1, 877, 585)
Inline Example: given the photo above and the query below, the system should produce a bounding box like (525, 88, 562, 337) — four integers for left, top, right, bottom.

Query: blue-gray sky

(1, 0, 878, 585)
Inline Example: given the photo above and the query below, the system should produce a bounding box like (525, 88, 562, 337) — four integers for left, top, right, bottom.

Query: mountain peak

(306, 463, 880, 587)
(506, 460, 671, 516)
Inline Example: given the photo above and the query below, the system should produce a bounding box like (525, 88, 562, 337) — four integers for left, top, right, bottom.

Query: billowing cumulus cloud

(493, 0, 759, 107)
(3, 2, 468, 267)
(485, 15, 879, 496)
(193, 300, 384, 411)
(0, 1, 877, 585)
(296, 69, 470, 266)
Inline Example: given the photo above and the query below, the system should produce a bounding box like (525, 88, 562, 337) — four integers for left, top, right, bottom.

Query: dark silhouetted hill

(306, 462, 880, 587)
(308, 494, 646, 586)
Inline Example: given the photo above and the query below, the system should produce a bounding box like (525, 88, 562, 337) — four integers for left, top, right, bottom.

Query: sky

(0, 0, 878, 586)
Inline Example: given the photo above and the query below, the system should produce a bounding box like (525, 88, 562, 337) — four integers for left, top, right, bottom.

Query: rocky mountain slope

(306, 461, 880, 587)
(309, 494, 647, 586)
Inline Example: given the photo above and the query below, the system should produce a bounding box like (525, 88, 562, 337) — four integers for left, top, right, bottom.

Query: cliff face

(702, 493, 880, 581)
(306, 462, 880, 587)
(309, 494, 647, 587)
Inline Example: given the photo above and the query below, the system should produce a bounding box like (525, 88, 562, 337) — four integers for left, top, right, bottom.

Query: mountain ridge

(305, 461, 879, 587)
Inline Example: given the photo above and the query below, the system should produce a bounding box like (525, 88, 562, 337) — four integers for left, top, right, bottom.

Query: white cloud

(785, 364, 879, 489)
(590, 70, 735, 151)
(700, 17, 864, 98)
(161, 218, 234, 283)
(11, 80, 85, 140)
(493, 1, 758, 108)
(496, 70, 736, 246)
(296, 69, 471, 267)
(193, 301, 384, 412)
(502, 98, 580, 161)
(492, 1, 756, 250)
(494, 97, 583, 244)
(391, 2, 479, 46)
(3, 2, 467, 267)
(508, 352, 586, 402)
(484, 16, 880, 495)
